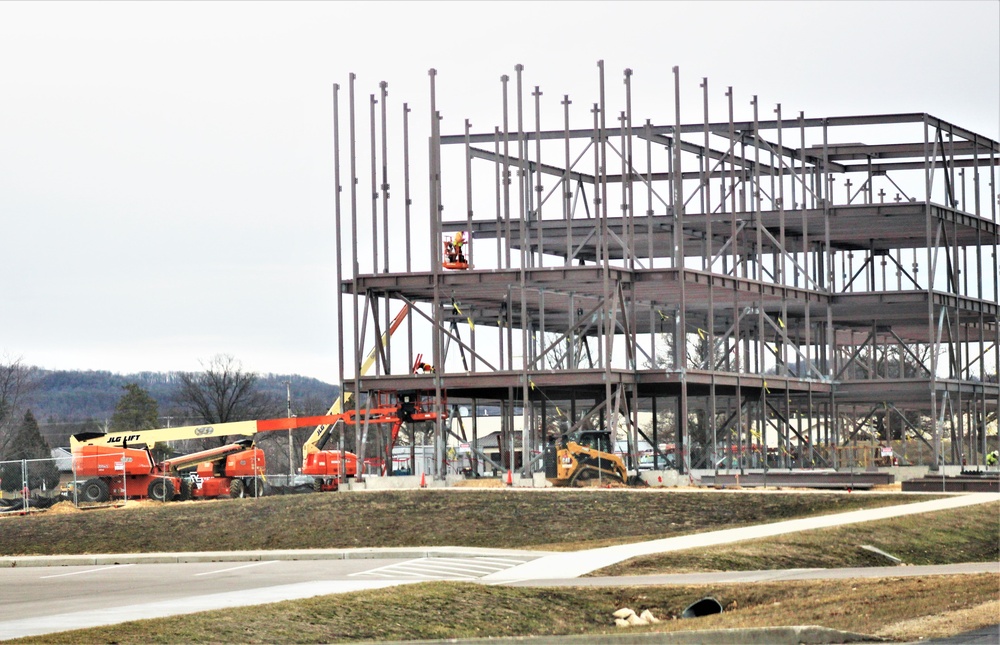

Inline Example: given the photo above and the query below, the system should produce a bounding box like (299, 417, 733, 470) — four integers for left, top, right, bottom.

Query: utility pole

(284, 381, 293, 482)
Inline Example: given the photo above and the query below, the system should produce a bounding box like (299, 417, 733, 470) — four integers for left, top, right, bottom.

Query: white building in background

(50, 448, 73, 472)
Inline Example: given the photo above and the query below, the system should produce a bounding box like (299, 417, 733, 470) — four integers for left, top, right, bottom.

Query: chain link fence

(1, 447, 272, 515)
(1, 453, 129, 514)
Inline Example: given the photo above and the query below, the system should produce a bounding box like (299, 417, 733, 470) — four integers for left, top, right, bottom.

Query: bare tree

(0, 357, 38, 459)
(174, 355, 279, 427)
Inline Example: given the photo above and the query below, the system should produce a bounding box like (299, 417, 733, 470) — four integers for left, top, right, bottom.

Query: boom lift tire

(245, 476, 264, 497)
(229, 478, 245, 499)
(81, 478, 110, 503)
(148, 478, 175, 502)
(176, 479, 192, 501)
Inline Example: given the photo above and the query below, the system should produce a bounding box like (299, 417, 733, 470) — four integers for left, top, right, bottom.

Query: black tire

(176, 479, 192, 501)
(245, 477, 265, 497)
(229, 478, 245, 498)
(147, 478, 175, 502)
(81, 478, 110, 503)
(312, 478, 323, 492)
(570, 467, 596, 486)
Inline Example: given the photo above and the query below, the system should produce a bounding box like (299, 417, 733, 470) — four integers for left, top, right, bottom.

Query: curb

(0, 547, 549, 569)
(357, 625, 879, 644)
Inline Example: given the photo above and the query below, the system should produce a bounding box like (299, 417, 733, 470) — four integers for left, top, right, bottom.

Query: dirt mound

(452, 479, 505, 488)
(45, 501, 82, 515)
(118, 499, 166, 510)
(571, 478, 630, 489)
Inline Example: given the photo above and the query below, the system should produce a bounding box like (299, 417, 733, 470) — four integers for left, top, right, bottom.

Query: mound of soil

(45, 501, 82, 515)
(452, 479, 505, 488)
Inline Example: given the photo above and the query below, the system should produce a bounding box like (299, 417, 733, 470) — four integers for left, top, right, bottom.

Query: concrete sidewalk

(504, 561, 1000, 587)
(482, 492, 999, 581)
(358, 625, 879, 644)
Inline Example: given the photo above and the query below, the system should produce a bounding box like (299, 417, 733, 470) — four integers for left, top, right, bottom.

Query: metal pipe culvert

(681, 597, 724, 618)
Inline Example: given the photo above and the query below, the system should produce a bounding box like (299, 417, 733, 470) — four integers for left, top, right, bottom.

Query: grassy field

(10, 574, 998, 644)
(593, 501, 1000, 576)
(0, 489, 939, 556)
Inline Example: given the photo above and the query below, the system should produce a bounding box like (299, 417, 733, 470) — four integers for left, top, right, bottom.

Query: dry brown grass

(1, 489, 933, 556)
(450, 478, 505, 488)
(876, 599, 1000, 642)
(593, 501, 1000, 575)
(12, 574, 998, 644)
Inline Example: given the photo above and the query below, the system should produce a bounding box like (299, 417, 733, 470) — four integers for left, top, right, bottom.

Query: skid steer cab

(442, 231, 469, 270)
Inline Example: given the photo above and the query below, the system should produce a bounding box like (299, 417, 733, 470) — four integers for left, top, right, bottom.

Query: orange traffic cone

(420, 472, 427, 488)
(506, 469, 513, 486)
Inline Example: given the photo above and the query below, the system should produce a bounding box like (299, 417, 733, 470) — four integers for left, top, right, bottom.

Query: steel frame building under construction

(331, 63, 999, 481)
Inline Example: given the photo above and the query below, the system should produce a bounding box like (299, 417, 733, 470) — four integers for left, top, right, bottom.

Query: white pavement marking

(350, 556, 532, 580)
(482, 492, 1000, 581)
(363, 569, 440, 579)
(194, 560, 279, 576)
(0, 579, 420, 641)
(39, 564, 134, 579)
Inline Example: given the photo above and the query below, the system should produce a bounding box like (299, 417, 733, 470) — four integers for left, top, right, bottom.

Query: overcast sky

(1, 1, 997, 384)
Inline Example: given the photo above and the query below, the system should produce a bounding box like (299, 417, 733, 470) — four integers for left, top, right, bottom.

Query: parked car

(267, 474, 315, 487)
(638, 454, 675, 470)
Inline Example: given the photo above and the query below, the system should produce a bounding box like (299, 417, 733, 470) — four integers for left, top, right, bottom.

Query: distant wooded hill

(25, 369, 339, 448)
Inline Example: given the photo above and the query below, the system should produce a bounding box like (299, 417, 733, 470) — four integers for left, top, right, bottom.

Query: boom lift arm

(304, 305, 410, 462)
(71, 306, 438, 492)
(70, 415, 355, 452)
(160, 439, 255, 473)
(69, 306, 411, 455)
(273, 394, 443, 485)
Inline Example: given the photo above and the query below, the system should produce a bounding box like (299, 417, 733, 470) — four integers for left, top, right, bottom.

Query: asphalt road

(0, 553, 540, 640)
(925, 624, 1000, 644)
(2, 558, 406, 621)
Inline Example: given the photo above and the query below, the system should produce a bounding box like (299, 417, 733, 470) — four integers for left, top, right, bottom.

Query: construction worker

(452, 231, 466, 264)
(414, 361, 434, 374)
(987, 450, 998, 467)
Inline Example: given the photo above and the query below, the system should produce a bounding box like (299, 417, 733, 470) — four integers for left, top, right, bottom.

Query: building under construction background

(330, 63, 999, 482)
